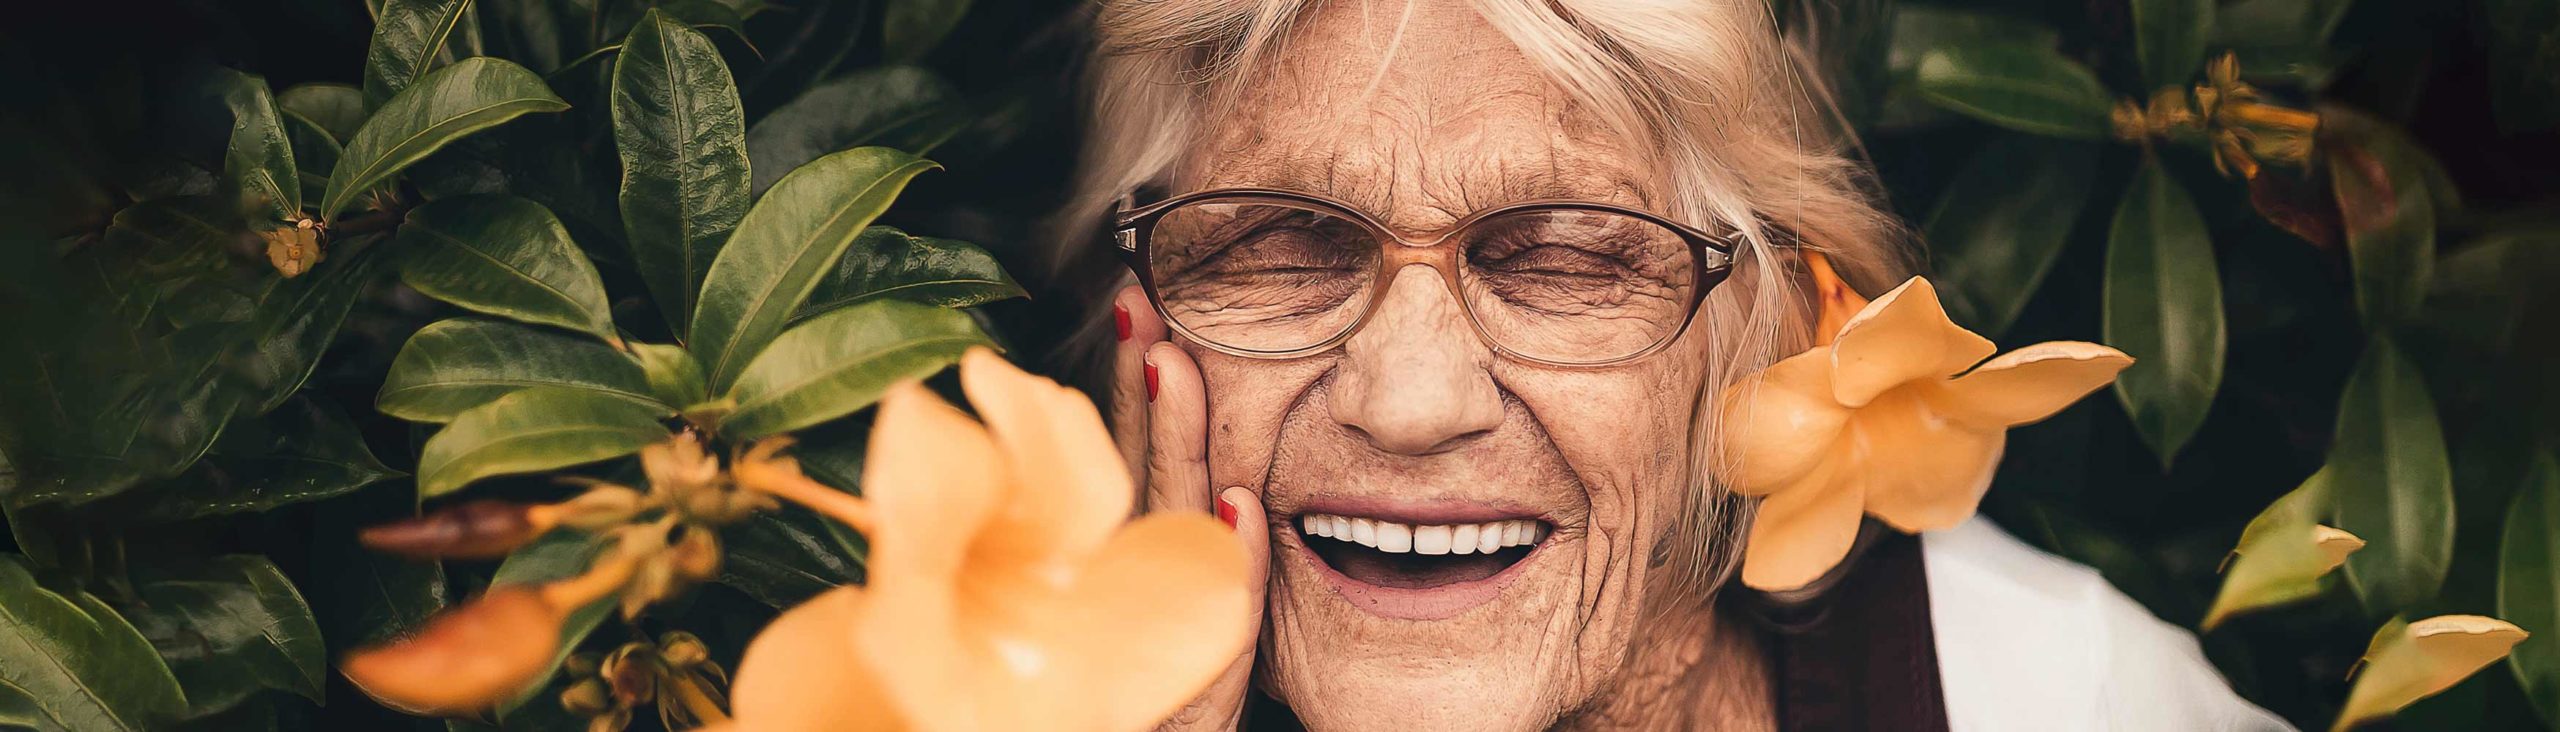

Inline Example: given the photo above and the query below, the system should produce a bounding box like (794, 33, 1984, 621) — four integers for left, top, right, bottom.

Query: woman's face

(1166, 5, 1717, 729)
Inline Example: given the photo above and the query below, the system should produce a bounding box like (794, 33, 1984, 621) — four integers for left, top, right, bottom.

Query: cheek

(1184, 344, 1334, 486)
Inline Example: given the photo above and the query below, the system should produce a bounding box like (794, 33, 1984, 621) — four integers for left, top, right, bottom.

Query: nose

(1328, 264, 1505, 455)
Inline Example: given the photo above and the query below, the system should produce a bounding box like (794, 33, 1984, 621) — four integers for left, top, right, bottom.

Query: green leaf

(1925, 137, 2098, 337)
(612, 10, 753, 336)
(1914, 43, 2114, 139)
(631, 342, 709, 410)
(121, 556, 327, 716)
(2328, 126, 2441, 329)
(416, 388, 670, 498)
(883, 0, 971, 62)
(2333, 336, 2456, 615)
(280, 113, 343, 209)
(490, 530, 612, 721)
(397, 195, 617, 339)
(2203, 521, 2362, 630)
(2502, 453, 2560, 724)
(379, 318, 667, 423)
(792, 226, 1024, 324)
(216, 70, 302, 224)
(2105, 159, 2226, 467)
(364, 0, 476, 108)
(324, 57, 568, 222)
(0, 555, 189, 731)
(278, 83, 368, 142)
(2482, 0, 2560, 132)
(122, 398, 400, 523)
(721, 300, 987, 439)
(690, 147, 938, 393)
(307, 491, 449, 650)
(719, 507, 862, 607)
(2132, 0, 2214, 90)
(745, 66, 964, 196)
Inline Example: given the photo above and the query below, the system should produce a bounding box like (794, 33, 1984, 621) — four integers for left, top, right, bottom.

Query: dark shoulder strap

(1755, 527, 1952, 732)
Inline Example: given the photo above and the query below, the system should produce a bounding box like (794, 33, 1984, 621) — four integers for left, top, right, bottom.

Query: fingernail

(1113, 304, 1132, 341)
(1216, 493, 1239, 530)
(1144, 360, 1160, 402)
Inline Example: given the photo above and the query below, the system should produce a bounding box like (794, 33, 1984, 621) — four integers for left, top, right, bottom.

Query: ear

(1805, 251, 1870, 347)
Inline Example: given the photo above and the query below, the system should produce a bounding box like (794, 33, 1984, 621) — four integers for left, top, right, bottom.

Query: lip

(1286, 500, 1557, 621)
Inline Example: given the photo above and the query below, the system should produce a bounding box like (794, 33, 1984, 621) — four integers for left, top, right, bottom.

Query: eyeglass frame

(1113, 187, 1749, 368)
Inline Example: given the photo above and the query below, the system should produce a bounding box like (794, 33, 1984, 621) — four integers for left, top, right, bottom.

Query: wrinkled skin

(1108, 3, 1773, 730)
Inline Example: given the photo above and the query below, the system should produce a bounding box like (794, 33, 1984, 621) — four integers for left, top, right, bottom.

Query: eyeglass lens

(1146, 198, 1698, 364)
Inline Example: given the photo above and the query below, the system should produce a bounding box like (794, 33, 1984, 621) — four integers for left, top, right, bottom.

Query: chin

(1260, 508, 1626, 731)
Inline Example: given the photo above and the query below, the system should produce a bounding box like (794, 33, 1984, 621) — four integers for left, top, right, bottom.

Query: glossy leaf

(491, 530, 612, 721)
(277, 83, 368, 142)
(396, 195, 616, 339)
(746, 66, 964, 196)
(884, 0, 971, 62)
(792, 226, 1024, 324)
(363, 0, 475, 108)
(415, 388, 670, 497)
(2105, 159, 2226, 467)
(720, 300, 988, 439)
(2328, 129, 2441, 328)
(719, 507, 863, 608)
(1925, 137, 2097, 337)
(122, 556, 327, 716)
(2132, 0, 2214, 90)
(2203, 522, 2363, 630)
(124, 398, 399, 523)
(631, 342, 708, 410)
(0, 555, 189, 731)
(217, 70, 302, 223)
(1914, 43, 2114, 139)
(2333, 337, 2456, 615)
(612, 10, 753, 335)
(2335, 616, 2530, 731)
(2500, 454, 2560, 723)
(690, 147, 938, 392)
(323, 57, 568, 222)
(308, 493, 449, 651)
(379, 318, 666, 423)
(280, 113, 342, 209)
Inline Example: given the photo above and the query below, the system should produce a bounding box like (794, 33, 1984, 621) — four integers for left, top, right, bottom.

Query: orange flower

(342, 544, 643, 716)
(727, 348, 1252, 731)
(1718, 269, 2132, 591)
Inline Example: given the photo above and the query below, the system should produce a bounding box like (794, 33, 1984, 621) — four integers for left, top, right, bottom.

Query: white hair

(1050, 0, 1915, 608)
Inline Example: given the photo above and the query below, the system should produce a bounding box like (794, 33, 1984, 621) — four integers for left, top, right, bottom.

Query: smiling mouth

(1296, 513, 1551, 590)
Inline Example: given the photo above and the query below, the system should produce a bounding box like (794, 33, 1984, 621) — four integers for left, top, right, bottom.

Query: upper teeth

(1299, 514, 1545, 555)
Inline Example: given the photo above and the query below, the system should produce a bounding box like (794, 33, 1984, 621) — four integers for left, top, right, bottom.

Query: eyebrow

(1202, 150, 1655, 219)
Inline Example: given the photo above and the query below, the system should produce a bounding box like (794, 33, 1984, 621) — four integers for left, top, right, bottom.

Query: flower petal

(1829, 278, 1995, 408)
(1853, 390, 2007, 533)
(1715, 346, 1853, 496)
(960, 348, 1135, 564)
(730, 587, 901, 731)
(863, 380, 1004, 581)
(1934, 341, 2134, 430)
(2335, 615, 2530, 731)
(1740, 461, 1865, 591)
(1058, 514, 1254, 731)
(340, 586, 567, 716)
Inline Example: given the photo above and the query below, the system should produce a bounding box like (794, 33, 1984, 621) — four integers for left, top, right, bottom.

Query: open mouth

(1296, 513, 1551, 591)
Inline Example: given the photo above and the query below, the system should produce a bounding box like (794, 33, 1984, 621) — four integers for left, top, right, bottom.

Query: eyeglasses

(1115, 188, 1743, 367)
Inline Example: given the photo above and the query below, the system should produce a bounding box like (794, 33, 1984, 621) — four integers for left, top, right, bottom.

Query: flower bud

(642, 433, 721, 498)
(660, 631, 710, 668)
(604, 644, 660, 706)
(340, 586, 569, 715)
(544, 484, 648, 531)
(588, 706, 633, 732)
(561, 678, 614, 716)
(564, 652, 603, 679)
(360, 500, 554, 560)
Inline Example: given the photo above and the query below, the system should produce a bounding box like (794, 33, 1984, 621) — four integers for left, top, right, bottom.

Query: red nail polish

(1114, 305, 1132, 341)
(1144, 361, 1160, 402)
(1216, 495, 1239, 530)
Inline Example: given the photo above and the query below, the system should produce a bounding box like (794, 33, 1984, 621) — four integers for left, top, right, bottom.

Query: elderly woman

(1057, 1, 2289, 729)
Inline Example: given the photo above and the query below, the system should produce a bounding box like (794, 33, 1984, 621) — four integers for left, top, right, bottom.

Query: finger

(1188, 485, 1269, 731)
(1143, 340, 1211, 516)
(1109, 284, 1167, 496)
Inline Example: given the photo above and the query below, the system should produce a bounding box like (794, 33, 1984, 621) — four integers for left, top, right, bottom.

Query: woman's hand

(1108, 285, 1268, 731)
